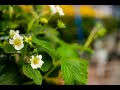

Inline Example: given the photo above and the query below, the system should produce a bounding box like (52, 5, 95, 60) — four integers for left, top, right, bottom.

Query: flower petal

(14, 45, 21, 50)
(38, 60, 44, 67)
(49, 5, 57, 14)
(10, 30, 14, 34)
(56, 5, 64, 16)
(9, 39, 14, 45)
(40, 60, 44, 64)
(14, 43, 24, 50)
(31, 63, 38, 69)
(13, 33, 21, 39)
(37, 55, 42, 60)
(16, 30, 20, 34)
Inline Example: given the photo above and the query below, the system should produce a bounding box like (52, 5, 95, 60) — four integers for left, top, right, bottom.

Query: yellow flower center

(14, 38, 21, 46)
(33, 57, 39, 65)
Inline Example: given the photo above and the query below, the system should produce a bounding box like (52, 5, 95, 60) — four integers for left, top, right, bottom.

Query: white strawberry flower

(30, 55, 44, 69)
(56, 5, 64, 16)
(49, 5, 57, 14)
(9, 33, 24, 50)
(9, 30, 19, 38)
(49, 5, 64, 16)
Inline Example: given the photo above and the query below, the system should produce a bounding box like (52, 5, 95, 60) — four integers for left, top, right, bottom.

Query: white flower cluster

(9, 30, 24, 50)
(9, 30, 44, 69)
(49, 5, 64, 16)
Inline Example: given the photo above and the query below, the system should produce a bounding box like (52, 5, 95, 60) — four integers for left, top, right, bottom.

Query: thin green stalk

(47, 13, 57, 21)
(47, 14, 53, 21)
(27, 18, 36, 33)
(9, 5, 13, 19)
(38, 31, 47, 34)
(24, 43, 28, 55)
(44, 65, 57, 78)
(43, 61, 60, 79)
(27, 10, 39, 33)
(55, 27, 59, 30)
(84, 26, 98, 48)
(31, 10, 39, 19)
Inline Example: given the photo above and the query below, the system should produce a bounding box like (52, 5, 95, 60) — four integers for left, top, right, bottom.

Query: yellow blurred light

(42, 5, 51, 15)
(19, 5, 96, 18)
(79, 5, 95, 17)
(19, 5, 33, 13)
(60, 5, 75, 16)
(60, 5, 95, 17)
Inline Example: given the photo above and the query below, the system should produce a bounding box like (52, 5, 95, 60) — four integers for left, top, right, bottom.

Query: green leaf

(61, 58, 88, 85)
(20, 43, 28, 56)
(40, 53, 53, 72)
(34, 5, 43, 13)
(0, 5, 8, 10)
(57, 44, 88, 85)
(0, 56, 7, 73)
(48, 13, 60, 23)
(0, 59, 20, 85)
(57, 44, 79, 58)
(22, 64, 42, 85)
(32, 36, 54, 49)
(3, 43, 17, 53)
(40, 59, 52, 72)
(0, 68, 19, 85)
(0, 64, 6, 73)
(32, 36, 61, 61)
(27, 18, 36, 32)
(9, 22, 19, 29)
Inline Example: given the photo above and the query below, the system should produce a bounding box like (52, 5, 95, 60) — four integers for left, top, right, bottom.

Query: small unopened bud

(40, 18, 48, 24)
(57, 20, 66, 29)
(27, 36, 32, 42)
(25, 36, 32, 42)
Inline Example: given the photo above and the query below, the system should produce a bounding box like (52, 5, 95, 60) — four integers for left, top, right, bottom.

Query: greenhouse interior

(0, 5, 120, 85)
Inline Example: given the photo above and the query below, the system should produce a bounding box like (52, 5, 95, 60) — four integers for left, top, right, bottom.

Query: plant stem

(44, 66, 57, 78)
(43, 61, 62, 85)
(25, 43, 28, 55)
(27, 10, 39, 33)
(47, 14, 53, 21)
(9, 5, 13, 19)
(43, 61, 60, 79)
(84, 26, 98, 48)
(55, 27, 59, 30)
(39, 31, 47, 34)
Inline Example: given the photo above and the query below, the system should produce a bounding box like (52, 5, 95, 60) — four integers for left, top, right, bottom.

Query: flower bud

(40, 18, 48, 24)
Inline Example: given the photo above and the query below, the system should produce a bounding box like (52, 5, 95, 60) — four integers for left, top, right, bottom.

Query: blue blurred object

(73, 5, 84, 44)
